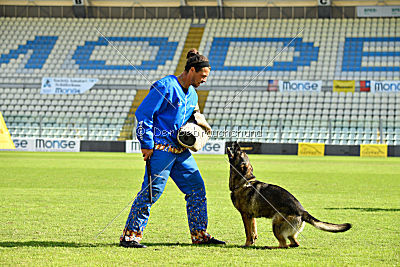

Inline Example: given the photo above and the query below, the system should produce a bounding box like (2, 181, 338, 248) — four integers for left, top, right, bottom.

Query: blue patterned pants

(121, 149, 208, 242)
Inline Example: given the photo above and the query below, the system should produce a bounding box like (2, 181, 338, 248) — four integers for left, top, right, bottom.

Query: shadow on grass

(0, 241, 314, 250)
(145, 242, 313, 250)
(145, 242, 237, 248)
(0, 241, 117, 248)
(325, 207, 400, 212)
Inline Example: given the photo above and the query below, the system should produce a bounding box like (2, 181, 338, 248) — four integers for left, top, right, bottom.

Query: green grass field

(0, 151, 399, 266)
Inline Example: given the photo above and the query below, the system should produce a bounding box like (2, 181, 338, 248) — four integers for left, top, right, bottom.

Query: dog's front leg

(241, 213, 255, 246)
(251, 218, 258, 241)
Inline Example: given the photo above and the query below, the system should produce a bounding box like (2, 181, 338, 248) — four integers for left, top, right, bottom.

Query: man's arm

(192, 103, 212, 135)
(135, 82, 167, 154)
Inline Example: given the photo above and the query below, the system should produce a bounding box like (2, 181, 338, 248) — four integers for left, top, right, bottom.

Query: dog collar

(232, 176, 256, 191)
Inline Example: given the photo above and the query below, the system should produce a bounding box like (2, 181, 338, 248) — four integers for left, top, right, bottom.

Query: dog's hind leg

(267, 214, 288, 249)
(288, 236, 299, 247)
(241, 213, 255, 246)
(272, 223, 288, 248)
(287, 218, 304, 248)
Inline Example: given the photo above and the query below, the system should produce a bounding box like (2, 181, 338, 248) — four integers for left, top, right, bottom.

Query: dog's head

(227, 141, 254, 179)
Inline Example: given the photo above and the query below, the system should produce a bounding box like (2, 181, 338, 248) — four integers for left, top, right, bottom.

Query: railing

(4, 115, 399, 145)
(210, 118, 399, 145)
(4, 115, 130, 141)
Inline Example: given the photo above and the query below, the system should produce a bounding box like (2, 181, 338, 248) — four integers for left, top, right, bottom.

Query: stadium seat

(0, 17, 399, 143)
(203, 89, 399, 144)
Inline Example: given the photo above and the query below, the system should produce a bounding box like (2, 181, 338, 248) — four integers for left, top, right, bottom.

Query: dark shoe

(119, 239, 147, 248)
(199, 237, 226, 245)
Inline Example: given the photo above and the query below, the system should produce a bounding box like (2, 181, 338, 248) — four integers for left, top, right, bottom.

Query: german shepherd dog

(227, 142, 351, 248)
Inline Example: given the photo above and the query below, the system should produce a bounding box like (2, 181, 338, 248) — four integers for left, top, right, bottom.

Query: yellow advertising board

(333, 80, 355, 93)
(360, 144, 387, 157)
(0, 112, 15, 149)
(298, 143, 325, 156)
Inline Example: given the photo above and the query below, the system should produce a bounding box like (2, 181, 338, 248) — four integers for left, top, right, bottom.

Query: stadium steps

(174, 26, 209, 113)
(118, 89, 149, 141)
(174, 26, 205, 76)
(197, 90, 209, 113)
(119, 25, 206, 141)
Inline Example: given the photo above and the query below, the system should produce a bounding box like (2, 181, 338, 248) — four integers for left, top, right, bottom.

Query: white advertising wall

(126, 140, 225, 155)
(357, 6, 400, 17)
(41, 77, 98, 94)
(191, 140, 225, 155)
(126, 140, 142, 153)
(278, 81, 322, 92)
(11, 138, 80, 152)
(370, 81, 400, 93)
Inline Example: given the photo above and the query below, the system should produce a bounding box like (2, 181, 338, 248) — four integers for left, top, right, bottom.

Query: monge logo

(13, 139, 28, 149)
(36, 139, 76, 149)
(373, 81, 400, 92)
(281, 81, 321, 92)
(201, 142, 221, 153)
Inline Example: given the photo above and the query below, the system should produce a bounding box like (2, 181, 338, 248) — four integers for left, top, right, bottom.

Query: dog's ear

(226, 147, 233, 159)
(233, 141, 241, 152)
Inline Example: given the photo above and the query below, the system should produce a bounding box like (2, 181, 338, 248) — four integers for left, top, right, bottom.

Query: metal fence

(5, 115, 399, 145)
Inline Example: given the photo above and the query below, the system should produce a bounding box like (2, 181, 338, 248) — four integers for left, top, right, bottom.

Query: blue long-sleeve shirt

(135, 75, 198, 149)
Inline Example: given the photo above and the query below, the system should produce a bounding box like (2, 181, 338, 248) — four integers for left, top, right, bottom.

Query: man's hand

(142, 149, 153, 161)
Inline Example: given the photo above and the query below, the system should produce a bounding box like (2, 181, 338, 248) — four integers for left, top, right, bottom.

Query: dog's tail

(301, 211, 351, 233)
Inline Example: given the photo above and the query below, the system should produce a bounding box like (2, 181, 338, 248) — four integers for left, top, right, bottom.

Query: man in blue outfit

(120, 49, 226, 248)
